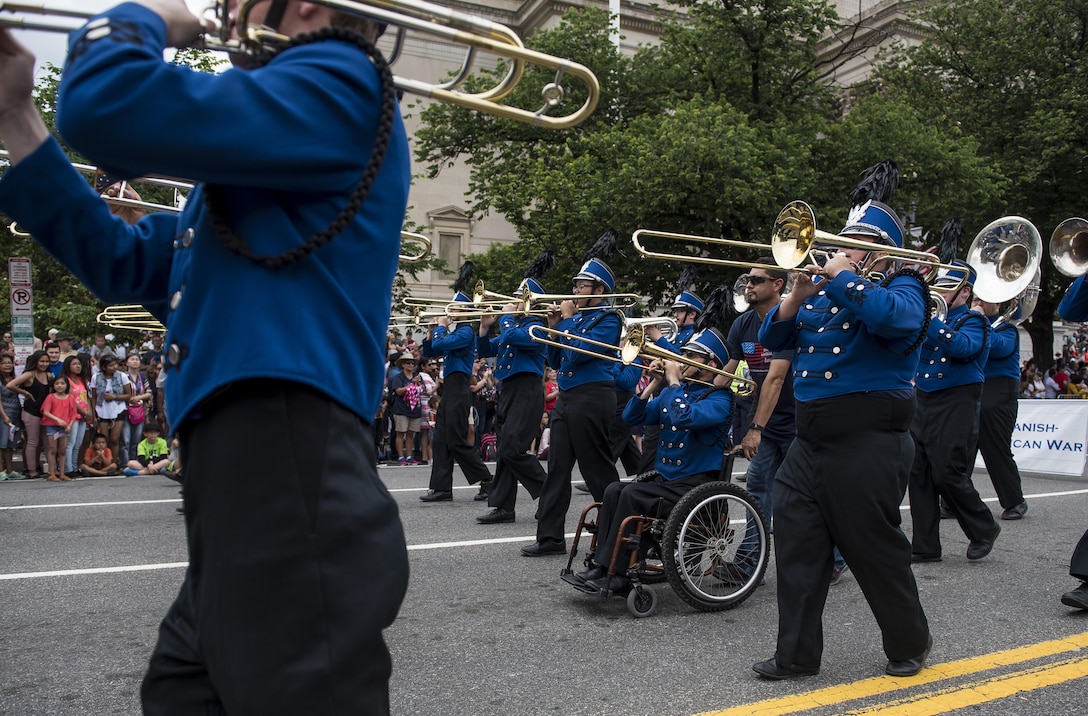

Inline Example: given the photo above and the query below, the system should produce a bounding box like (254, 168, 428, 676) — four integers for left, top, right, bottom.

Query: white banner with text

(976, 400, 1088, 477)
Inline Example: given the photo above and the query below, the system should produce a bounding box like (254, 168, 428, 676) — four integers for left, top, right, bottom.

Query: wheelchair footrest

(560, 573, 599, 594)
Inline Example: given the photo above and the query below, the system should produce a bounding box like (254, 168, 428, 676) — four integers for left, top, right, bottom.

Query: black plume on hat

(523, 250, 556, 280)
(676, 266, 698, 294)
(849, 159, 899, 207)
(694, 284, 730, 333)
(936, 218, 963, 265)
(582, 228, 619, 263)
(452, 260, 475, 295)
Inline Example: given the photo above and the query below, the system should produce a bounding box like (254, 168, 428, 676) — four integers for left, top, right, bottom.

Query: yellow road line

(697, 631, 1088, 716)
(847, 656, 1088, 715)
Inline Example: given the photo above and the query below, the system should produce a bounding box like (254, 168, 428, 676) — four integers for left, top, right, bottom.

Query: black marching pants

(909, 384, 997, 557)
(141, 381, 409, 716)
(429, 372, 492, 492)
(772, 394, 929, 668)
(488, 373, 546, 512)
(975, 377, 1025, 510)
(592, 472, 714, 570)
(1071, 528, 1088, 582)
(609, 389, 642, 477)
(536, 382, 620, 544)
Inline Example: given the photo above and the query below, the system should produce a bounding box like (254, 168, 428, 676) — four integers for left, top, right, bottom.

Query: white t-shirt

(95, 371, 131, 420)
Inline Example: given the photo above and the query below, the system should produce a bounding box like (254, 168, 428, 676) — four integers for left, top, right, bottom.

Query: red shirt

(40, 393, 80, 427)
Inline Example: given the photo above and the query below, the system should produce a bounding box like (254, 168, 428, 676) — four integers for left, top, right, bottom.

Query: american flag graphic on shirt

(742, 341, 774, 378)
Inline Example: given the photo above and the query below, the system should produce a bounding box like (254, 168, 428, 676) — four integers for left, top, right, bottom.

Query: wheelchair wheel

(627, 585, 657, 618)
(662, 481, 769, 612)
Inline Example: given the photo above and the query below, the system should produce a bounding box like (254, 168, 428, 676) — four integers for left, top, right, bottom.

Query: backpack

(479, 432, 498, 461)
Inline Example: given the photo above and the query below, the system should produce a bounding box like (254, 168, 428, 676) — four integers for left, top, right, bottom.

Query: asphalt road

(1, 460, 1087, 715)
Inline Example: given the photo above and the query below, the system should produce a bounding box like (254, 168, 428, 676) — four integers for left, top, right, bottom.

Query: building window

(439, 232, 462, 270)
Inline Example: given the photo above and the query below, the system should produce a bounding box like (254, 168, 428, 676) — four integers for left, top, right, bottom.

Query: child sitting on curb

(124, 424, 170, 476)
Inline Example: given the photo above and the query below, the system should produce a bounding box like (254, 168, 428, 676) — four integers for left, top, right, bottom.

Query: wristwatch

(749, 422, 765, 433)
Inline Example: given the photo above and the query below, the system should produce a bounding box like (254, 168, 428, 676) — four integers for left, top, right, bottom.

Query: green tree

(875, 0, 1088, 366)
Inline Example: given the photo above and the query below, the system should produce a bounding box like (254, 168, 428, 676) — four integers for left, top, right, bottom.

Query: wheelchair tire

(627, 585, 657, 618)
(661, 481, 769, 612)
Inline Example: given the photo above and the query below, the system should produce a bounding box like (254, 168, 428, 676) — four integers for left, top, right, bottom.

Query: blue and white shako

(841, 200, 906, 248)
(574, 257, 616, 292)
(517, 277, 547, 296)
(931, 259, 977, 291)
(681, 327, 729, 367)
(671, 290, 705, 314)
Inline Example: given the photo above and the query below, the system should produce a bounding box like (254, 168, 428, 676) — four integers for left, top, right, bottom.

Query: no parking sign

(9, 285, 32, 316)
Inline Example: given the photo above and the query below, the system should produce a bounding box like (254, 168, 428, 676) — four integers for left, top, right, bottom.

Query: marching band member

(474, 256, 553, 524)
(0, 2, 410, 711)
(1055, 276, 1088, 611)
(756, 174, 932, 679)
(572, 328, 733, 593)
(421, 266, 494, 501)
(637, 272, 703, 474)
(970, 296, 1028, 520)
(523, 254, 623, 556)
(908, 260, 1001, 562)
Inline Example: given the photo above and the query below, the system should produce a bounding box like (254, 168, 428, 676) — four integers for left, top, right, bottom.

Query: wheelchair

(559, 466, 770, 618)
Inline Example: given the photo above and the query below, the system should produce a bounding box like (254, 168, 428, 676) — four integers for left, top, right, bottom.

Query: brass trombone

(0, 150, 431, 262)
(527, 323, 756, 395)
(96, 305, 166, 333)
(1050, 217, 1088, 277)
(632, 228, 771, 270)
(0, 0, 600, 128)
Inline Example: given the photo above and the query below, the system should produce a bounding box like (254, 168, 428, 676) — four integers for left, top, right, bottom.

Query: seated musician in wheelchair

(571, 327, 734, 593)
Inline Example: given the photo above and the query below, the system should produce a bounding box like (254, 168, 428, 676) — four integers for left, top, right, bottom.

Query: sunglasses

(745, 276, 769, 286)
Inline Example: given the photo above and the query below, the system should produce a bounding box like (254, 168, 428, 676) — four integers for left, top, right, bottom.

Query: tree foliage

(413, 0, 1088, 366)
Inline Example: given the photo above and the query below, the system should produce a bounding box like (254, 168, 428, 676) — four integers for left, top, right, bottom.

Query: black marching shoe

(476, 508, 515, 524)
(573, 565, 606, 584)
(419, 489, 453, 502)
(886, 634, 933, 677)
(967, 524, 1001, 560)
(520, 540, 566, 557)
(474, 481, 492, 501)
(752, 658, 819, 680)
(574, 483, 591, 494)
(1000, 501, 1028, 520)
(586, 573, 631, 593)
(1060, 581, 1088, 610)
(910, 553, 942, 563)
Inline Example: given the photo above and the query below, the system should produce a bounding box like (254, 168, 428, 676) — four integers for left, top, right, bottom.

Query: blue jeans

(745, 433, 794, 527)
(120, 419, 144, 464)
(66, 420, 87, 472)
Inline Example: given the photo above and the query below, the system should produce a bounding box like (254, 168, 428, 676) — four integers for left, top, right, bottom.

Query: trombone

(527, 323, 756, 395)
(0, 150, 431, 262)
(770, 201, 964, 288)
(632, 228, 771, 270)
(96, 305, 166, 333)
(0, 0, 600, 128)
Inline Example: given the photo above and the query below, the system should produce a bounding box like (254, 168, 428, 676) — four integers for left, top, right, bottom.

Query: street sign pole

(8, 257, 33, 373)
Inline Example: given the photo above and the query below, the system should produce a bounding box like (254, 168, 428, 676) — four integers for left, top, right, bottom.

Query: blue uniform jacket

(915, 304, 990, 393)
(612, 362, 642, 393)
(1058, 275, 1088, 322)
(422, 323, 476, 376)
(759, 270, 926, 402)
(623, 383, 733, 480)
(476, 314, 545, 380)
(545, 308, 622, 389)
(654, 324, 695, 355)
(984, 317, 1021, 381)
(0, 4, 410, 428)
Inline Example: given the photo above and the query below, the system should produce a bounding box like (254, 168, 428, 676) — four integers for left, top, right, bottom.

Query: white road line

(0, 499, 181, 510)
(1, 487, 1085, 582)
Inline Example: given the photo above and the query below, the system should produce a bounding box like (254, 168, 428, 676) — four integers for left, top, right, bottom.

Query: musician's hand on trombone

(435, 315, 451, 328)
(817, 252, 857, 280)
(559, 300, 578, 320)
(132, 0, 204, 48)
(646, 325, 664, 342)
(478, 309, 498, 330)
